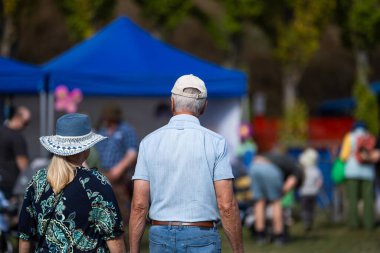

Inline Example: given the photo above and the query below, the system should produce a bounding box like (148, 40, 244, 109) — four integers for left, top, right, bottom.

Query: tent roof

(44, 17, 246, 97)
(317, 80, 380, 115)
(0, 57, 44, 94)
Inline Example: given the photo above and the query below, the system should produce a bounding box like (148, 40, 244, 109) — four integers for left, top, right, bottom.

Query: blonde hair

(47, 155, 77, 194)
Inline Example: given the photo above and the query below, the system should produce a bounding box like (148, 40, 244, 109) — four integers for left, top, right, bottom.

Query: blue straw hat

(40, 113, 107, 156)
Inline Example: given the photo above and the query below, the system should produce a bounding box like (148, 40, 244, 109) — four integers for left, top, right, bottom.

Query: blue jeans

(149, 225, 222, 253)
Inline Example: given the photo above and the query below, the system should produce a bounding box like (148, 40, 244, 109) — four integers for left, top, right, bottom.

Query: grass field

(136, 218, 380, 253)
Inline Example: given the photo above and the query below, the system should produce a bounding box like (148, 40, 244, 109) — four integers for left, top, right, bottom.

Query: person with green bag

(340, 121, 376, 230)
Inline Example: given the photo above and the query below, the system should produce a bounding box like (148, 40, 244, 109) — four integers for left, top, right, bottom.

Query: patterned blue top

(18, 167, 124, 252)
(133, 114, 234, 222)
(96, 122, 138, 170)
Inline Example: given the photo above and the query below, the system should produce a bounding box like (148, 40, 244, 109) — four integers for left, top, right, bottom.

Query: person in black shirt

(0, 106, 30, 198)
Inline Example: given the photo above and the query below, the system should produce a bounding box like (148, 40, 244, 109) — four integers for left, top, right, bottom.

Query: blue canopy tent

(44, 16, 246, 97)
(317, 80, 380, 116)
(0, 57, 44, 94)
(43, 16, 247, 140)
(318, 97, 356, 116)
(0, 57, 47, 156)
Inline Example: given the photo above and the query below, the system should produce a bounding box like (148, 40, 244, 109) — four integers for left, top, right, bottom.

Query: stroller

(0, 157, 49, 252)
(231, 160, 255, 228)
(0, 190, 18, 253)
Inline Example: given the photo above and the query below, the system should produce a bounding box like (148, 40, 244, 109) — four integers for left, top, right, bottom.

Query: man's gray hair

(172, 88, 207, 115)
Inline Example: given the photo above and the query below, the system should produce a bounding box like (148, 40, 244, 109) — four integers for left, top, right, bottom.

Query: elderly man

(0, 106, 30, 199)
(129, 74, 244, 253)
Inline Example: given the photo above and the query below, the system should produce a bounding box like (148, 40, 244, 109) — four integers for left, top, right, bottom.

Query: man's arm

(16, 155, 28, 172)
(129, 179, 150, 253)
(282, 175, 297, 194)
(107, 149, 137, 181)
(214, 179, 244, 253)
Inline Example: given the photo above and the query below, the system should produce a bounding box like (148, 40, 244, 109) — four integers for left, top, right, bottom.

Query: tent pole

(39, 91, 47, 157)
(47, 92, 55, 136)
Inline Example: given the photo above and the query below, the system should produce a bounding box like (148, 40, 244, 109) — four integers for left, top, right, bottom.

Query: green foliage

(2, 0, 19, 16)
(136, 0, 193, 32)
(274, 0, 335, 68)
(55, 0, 116, 41)
(353, 81, 379, 134)
(337, 0, 380, 50)
(279, 100, 309, 147)
(220, 0, 263, 36)
(136, 0, 229, 49)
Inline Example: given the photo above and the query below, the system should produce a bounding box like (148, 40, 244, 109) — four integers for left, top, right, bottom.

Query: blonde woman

(18, 113, 126, 253)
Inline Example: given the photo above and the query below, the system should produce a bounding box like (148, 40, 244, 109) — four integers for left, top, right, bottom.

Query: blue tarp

(317, 80, 380, 115)
(318, 97, 356, 115)
(0, 57, 44, 94)
(44, 17, 247, 97)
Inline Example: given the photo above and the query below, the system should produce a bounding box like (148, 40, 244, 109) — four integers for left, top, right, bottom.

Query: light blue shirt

(344, 129, 375, 181)
(132, 114, 234, 222)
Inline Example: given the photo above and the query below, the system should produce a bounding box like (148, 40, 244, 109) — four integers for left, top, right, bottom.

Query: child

(299, 148, 323, 232)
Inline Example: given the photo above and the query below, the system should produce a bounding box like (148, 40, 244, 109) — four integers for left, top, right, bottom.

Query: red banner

(252, 116, 354, 150)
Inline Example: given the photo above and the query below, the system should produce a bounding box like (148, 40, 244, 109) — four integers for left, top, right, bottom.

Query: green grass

(135, 219, 380, 253)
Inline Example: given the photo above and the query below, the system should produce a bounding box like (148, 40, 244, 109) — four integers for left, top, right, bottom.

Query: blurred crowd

(1, 103, 380, 250)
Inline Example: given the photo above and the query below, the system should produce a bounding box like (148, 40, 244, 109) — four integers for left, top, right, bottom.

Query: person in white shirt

(299, 148, 323, 232)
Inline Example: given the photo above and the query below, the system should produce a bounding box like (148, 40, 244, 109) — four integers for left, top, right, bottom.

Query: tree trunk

(0, 16, 14, 57)
(355, 50, 369, 86)
(282, 68, 301, 110)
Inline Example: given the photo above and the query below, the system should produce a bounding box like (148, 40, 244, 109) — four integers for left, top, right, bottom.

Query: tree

(135, 0, 232, 51)
(336, 0, 380, 134)
(220, 0, 335, 109)
(1, 0, 20, 56)
(353, 82, 379, 134)
(254, 0, 335, 109)
(280, 99, 309, 147)
(55, 0, 116, 41)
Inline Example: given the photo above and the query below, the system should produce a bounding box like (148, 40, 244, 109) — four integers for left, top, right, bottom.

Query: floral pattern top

(18, 167, 124, 253)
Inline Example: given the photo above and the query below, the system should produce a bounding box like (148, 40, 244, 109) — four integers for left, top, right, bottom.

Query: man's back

(0, 126, 27, 196)
(129, 74, 243, 253)
(133, 114, 233, 222)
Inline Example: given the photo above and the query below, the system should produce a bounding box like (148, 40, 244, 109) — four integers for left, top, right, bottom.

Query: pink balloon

(54, 85, 83, 113)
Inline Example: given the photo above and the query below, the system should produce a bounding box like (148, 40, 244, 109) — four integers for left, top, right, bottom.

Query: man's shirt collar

(169, 114, 200, 125)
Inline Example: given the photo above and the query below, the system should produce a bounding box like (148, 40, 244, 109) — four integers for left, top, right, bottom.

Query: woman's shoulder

(77, 167, 111, 187)
(29, 168, 48, 186)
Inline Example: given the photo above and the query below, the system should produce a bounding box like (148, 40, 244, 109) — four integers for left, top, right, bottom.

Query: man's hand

(106, 235, 126, 253)
(105, 167, 123, 182)
(214, 179, 244, 253)
(106, 149, 137, 181)
(129, 180, 150, 253)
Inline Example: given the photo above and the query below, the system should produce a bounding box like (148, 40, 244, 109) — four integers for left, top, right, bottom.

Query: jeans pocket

(149, 238, 168, 253)
(185, 241, 220, 253)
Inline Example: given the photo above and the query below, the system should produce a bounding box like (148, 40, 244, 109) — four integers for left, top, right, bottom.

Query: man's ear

(199, 100, 208, 116)
(171, 97, 175, 114)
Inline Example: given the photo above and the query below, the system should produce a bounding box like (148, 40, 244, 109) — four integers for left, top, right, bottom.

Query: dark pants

(345, 179, 375, 229)
(301, 195, 317, 231)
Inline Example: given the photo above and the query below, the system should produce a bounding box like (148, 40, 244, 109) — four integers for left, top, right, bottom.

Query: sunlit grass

(131, 215, 380, 253)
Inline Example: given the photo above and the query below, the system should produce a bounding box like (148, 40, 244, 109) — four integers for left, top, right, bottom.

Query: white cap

(171, 74, 207, 99)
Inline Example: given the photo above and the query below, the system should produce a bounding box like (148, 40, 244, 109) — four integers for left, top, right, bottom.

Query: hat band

(54, 132, 94, 143)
